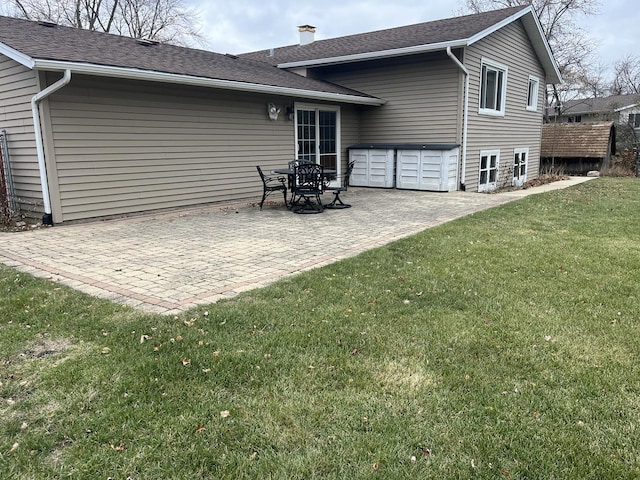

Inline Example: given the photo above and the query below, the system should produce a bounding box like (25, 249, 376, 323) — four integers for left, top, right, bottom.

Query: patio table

(274, 167, 336, 210)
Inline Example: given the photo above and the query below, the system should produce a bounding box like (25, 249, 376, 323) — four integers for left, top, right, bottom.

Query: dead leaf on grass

(195, 425, 206, 434)
(220, 410, 230, 418)
(181, 358, 191, 366)
(109, 443, 125, 452)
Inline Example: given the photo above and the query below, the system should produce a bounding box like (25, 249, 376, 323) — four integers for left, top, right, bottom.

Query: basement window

(479, 149, 500, 192)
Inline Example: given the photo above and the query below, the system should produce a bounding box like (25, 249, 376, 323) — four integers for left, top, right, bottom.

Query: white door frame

(294, 103, 341, 183)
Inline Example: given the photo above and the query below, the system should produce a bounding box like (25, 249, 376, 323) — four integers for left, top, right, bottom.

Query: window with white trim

(479, 150, 500, 192)
(628, 113, 640, 128)
(479, 59, 507, 116)
(513, 148, 528, 187)
(527, 76, 539, 111)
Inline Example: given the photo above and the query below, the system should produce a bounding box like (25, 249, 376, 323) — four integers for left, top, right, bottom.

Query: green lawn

(1, 177, 639, 479)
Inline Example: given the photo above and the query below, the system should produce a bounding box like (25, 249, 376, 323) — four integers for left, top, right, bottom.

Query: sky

(190, 0, 638, 82)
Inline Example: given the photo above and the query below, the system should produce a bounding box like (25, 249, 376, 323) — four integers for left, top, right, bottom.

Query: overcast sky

(190, 0, 637, 82)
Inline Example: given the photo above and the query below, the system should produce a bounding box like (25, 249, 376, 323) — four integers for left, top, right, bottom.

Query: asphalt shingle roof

(560, 94, 640, 115)
(241, 6, 526, 66)
(0, 15, 374, 99)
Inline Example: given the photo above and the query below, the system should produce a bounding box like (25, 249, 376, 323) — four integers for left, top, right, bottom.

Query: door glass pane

(296, 108, 338, 174)
(297, 110, 316, 163)
(319, 111, 337, 170)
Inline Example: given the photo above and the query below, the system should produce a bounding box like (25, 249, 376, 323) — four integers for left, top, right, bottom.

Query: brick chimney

(298, 25, 316, 46)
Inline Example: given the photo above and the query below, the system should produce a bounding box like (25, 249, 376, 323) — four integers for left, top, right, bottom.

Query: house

(548, 94, 640, 128)
(0, 6, 560, 225)
(540, 121, 616, 174)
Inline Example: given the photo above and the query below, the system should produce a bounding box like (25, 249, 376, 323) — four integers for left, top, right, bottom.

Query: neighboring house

(0, 6, 560, 224)
(540, 122, 616, 174)
(548, 94, 640, 128)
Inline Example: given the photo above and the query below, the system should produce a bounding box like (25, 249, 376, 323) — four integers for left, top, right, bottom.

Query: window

(479, 59, 507, 116)
(567, 115, 582, 123)
(527, 76, 539, 111)
(479, 150, 500, 191)
(629, 113, 640, 128)
(513, 148, 528, 187)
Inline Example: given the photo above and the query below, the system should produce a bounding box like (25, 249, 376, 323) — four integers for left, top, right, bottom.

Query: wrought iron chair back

(291, 163, 324, 214)
(324, 160, 355, 209)
(256, 166, 287, 210)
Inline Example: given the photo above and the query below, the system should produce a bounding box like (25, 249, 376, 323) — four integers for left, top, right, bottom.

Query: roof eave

(32, 59, 385, 106)
(0, 41, 35, 68)
(467, 6, 561, 85)
(614, 103, 639, 112)
(277, 39, 468, 69)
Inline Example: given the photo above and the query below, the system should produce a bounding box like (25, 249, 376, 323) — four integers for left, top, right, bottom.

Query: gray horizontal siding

(0, 55, 42, 217)
(337, 104, 359, 172)
(317, 52, 461, 144)
(47, 76, 298, 221)
(464, 20, 546, 191)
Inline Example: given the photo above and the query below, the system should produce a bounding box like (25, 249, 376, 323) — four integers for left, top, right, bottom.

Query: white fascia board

(33, 59, 385, 106)
(466, 6, 532, 45)
(467, 6, 562, 85)
(0, 42, 35, 68)
(614, 103, 639, 113)
(277, 39, 467, 69)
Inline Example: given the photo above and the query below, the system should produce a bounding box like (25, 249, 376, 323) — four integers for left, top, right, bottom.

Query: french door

(295, 104, 340, 181)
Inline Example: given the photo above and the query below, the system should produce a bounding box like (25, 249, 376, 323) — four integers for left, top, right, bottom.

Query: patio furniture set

(257, 160, 355, 214)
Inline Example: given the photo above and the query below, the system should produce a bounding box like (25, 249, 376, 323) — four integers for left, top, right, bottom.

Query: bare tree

(465, 0, 601, 106)
(112, 0, 201, 45)
(7, 0, 203, 46)
(611, 55, 640, 95)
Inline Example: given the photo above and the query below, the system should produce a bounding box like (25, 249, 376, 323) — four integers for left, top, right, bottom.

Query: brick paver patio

(0, 179, 591, 314)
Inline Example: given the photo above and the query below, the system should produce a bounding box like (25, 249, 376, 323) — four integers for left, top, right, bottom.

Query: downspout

(447, 47, 468, 191)
(31, 69, 71, 225)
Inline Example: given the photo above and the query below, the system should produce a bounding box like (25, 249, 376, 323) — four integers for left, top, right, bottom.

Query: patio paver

(0, 178, 592, 315)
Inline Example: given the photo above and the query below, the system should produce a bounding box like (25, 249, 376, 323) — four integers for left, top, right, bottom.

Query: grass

(1, 177, 640, 479)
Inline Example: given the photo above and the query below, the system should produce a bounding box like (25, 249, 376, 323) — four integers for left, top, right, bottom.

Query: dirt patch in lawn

(7, 338, 75, 365)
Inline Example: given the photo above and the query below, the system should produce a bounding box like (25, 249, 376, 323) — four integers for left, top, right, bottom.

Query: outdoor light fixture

(286, 105, 294, 121)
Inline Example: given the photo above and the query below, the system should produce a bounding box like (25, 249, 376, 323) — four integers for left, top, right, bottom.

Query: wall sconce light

(285, 105, 294, 121)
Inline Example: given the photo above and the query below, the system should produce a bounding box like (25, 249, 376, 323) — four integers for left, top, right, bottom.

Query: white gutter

(33, 59, 385, 106)
(446, 46, 469, 191)
(277, 39, 467, 69)
(31, 69, 71, 225)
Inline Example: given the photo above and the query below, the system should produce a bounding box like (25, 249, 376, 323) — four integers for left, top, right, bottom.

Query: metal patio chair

(291, 163, 324, 214)
(323, 160, 355, 209)
(256, 166, 287, 210)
